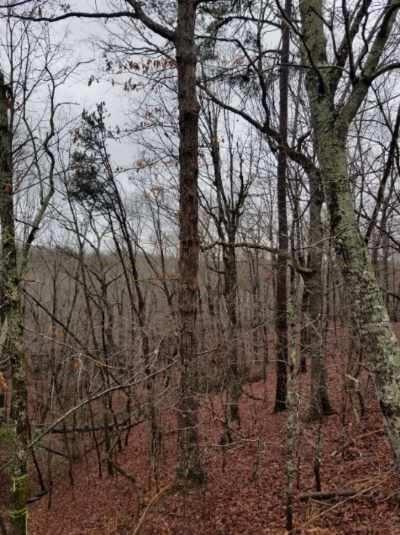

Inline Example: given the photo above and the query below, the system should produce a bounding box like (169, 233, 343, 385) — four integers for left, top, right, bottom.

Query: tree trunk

(175, 0, 205, 485)
(318, 134, 400, 462)
(0, 70, 28, 535)
(274, 0, 292, 412)
(300, 0, 400, 467)
(223, 240, 241, 427)
(304, 170, 333, 419)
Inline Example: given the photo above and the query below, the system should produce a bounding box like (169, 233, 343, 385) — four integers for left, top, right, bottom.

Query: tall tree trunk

(300, 0, 400, 467)
(0, 70, 28, 534)
(175, 0, 205, 485)
(274, 0, 292, 412)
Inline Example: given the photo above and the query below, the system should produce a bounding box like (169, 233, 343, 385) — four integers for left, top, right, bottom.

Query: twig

(132, 484, 172, 535)
(109, 460, 137, 485)
(298, 474, 390, 530)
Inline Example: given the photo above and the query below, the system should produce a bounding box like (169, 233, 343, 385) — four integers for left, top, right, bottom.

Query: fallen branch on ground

(299, 489, 356, 501)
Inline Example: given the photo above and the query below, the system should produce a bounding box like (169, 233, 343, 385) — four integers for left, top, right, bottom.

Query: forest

(0, 0, 400, 533)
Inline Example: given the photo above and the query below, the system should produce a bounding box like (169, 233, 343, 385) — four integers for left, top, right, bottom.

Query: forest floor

(30, 330, 400, 534)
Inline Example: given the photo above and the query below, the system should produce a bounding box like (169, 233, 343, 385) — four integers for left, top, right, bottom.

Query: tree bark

(0, 70, 28, 535)
(300, 0, 400, 467)
(175, 0, 205, 485)
(304, 170, 333, 419)
(274, 0, 292, 412)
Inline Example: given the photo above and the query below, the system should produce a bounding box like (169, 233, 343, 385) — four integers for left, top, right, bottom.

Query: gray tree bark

(0, 70, 28, 535)
(300, 0, 400, 466)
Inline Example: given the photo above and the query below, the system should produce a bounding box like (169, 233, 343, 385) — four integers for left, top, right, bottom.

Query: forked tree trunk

(300, 0, 400, 467)
(175, 0, 205, 485)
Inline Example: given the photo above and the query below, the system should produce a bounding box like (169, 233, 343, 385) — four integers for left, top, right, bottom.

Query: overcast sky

(51, 2, 136, 167)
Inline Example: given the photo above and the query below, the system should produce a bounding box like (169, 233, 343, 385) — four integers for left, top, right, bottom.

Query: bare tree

(10, 0, 208, 486)
(199, 99, 258, 434)
(299, 0, 400, 465)
(0, 14, 74, 533)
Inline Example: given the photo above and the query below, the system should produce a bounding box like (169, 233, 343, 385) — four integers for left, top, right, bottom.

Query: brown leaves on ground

(30, 352, 400, 534)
